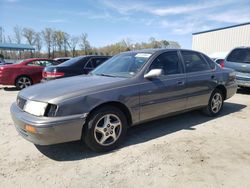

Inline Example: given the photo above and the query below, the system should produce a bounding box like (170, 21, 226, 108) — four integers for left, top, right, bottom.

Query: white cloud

(207, 10, 250, 24)
(100, 0, 235, 16)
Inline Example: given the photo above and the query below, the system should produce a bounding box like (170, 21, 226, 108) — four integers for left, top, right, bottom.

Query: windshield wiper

(96, 73, 117, 77)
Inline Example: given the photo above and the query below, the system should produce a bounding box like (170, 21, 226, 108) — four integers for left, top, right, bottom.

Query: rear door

(139, 50, 187, 121)
(180, 50, 217, 108)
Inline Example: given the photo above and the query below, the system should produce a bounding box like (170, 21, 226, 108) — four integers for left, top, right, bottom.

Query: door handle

(177, 81, 185, 86)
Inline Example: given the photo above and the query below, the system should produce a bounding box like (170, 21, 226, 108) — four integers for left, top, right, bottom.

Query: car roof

(120, 48, 203, 55)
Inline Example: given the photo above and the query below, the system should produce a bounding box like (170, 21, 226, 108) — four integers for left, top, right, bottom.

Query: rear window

(58, 56, 84, 67)
(227, 49, 250, 63)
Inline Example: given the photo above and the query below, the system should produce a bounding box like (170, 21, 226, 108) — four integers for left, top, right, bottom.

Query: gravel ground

(1, 86, 250, 188)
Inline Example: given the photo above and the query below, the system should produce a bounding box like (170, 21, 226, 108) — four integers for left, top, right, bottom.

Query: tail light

(42, 71, 64, 78)
(219, 60, 224, 68)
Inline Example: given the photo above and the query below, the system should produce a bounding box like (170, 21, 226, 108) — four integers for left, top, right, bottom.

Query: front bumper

(10, 103, 86, 145)
(236, 76, 250, 88)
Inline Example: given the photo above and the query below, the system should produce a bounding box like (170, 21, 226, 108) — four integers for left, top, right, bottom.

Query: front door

(139, 51, 187, 122)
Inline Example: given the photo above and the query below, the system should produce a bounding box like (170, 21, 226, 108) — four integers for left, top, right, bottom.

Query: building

(192, 22, 250, 58)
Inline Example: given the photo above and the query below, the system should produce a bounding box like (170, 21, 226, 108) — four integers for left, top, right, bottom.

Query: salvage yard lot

(1, 87, 250, 188)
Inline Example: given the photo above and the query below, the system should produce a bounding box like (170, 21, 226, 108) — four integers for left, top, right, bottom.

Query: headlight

(23, 100, 48, 116)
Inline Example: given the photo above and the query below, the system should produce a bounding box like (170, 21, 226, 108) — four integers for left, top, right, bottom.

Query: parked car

(11, 49, 237, 152)
(224, 47, 250, 88)
(42, 55, 110, 81)
(212, 58, 224, 67)
(0, 58, 59, 89)
(53, 57, 71, 63)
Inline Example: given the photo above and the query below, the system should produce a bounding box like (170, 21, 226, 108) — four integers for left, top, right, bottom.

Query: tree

(22, 28, 36, 45)
(42, 28, 53, 58)
(80, 33, 90, 55)
(34, 32, 42, 56)
(68, 36, 79, 57)
(0, 27, 4, 43)
(13, 26, 22, 44)
(62, 32, 69, 56)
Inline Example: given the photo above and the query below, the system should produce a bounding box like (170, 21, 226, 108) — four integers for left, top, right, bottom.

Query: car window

(181, 51, 211, 73)
(92, 58, 107, 68)
(149, 51, 181, 75)
(27, 61, 42, 66)
(227, 49, 250, 63)
(85, 59, 94, 69)
(202, 54, 216, 69)
(42, 60, 58, 66)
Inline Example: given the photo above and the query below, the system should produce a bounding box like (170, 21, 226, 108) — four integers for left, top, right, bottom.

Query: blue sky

(1, 0, 250, 48)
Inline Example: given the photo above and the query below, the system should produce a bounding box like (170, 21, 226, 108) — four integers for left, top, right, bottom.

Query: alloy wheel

(211, 93, 222, 113)
(94, 114, 122, 146)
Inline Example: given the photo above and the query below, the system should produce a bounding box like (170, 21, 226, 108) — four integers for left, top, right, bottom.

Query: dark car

(224, 47, 250, 88)
(53, 57, 71, 63)
(0, 58, 59, 89)
(11, 49, 237, 152)
(42, 55, 110, 81)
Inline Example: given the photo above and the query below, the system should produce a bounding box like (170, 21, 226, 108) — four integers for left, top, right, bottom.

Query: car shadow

(3, 87, 19, 91)
(237, 88, 250, 95)
(35, 102, 246, 161)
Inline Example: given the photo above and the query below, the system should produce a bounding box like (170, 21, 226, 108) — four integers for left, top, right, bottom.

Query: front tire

(203, 89, 224, 117)
(15, 76, 32, 90)
(84, 106, 128, 152)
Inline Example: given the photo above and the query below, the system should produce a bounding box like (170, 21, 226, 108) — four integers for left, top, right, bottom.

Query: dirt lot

(1, 86, 250, 188)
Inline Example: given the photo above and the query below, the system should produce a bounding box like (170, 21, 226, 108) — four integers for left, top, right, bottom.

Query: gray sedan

(10, 49, 237, 152)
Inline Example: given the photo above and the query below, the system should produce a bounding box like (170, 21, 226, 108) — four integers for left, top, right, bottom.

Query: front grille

(17, 96, 27, 110)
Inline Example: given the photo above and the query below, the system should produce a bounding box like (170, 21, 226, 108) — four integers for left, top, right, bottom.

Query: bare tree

(63, 32, 69, 56)
(68, 36, 79, 57)
(23, 28, 36, 45)
(13, 26, 22, 44)
(80, 33, 90, 55)
(34, 32, 42, 56)
(0, 27, 4, 43)
(42, 28, 53, 58)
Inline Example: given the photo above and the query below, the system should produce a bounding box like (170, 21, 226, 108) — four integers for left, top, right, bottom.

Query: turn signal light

(25, 125, 37, 133)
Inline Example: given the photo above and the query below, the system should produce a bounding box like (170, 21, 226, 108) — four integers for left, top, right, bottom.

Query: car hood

(19, 75, 127, 103)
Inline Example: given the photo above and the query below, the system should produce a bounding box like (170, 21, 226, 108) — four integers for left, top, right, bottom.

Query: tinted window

(58, 56, 84, 67)
(85, 59, 93, 69)
(149, 51, 181, 75)
(181, 51, 210, 73)
(92, 58, 107, 68)
(203, 54, 216, 69)
(227, 49, 250, 63)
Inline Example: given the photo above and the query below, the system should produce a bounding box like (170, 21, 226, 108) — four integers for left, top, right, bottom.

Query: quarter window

(181, 51, 210, 73)
(149, 51, 181, 75)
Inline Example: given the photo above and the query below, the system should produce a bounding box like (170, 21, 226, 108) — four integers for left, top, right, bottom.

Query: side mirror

(144, 69, 163, 79)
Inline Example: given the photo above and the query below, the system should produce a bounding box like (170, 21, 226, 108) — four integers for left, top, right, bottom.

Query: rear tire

(203, 89, 224, 117)
(15, 76, 32, 90)
(84, 106, 128, 152)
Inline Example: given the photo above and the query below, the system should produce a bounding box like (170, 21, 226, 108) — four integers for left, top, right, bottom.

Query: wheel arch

(15, 75, 33, 85)
(85, 101, 133, 127)
(214, 85, 227, 100)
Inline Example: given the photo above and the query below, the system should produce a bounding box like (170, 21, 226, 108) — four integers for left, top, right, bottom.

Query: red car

(0, 58, 59, 89)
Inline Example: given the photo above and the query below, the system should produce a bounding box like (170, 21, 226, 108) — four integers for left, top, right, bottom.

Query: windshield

(91, 52, 152, 78)
(57, 56, 84, 67)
